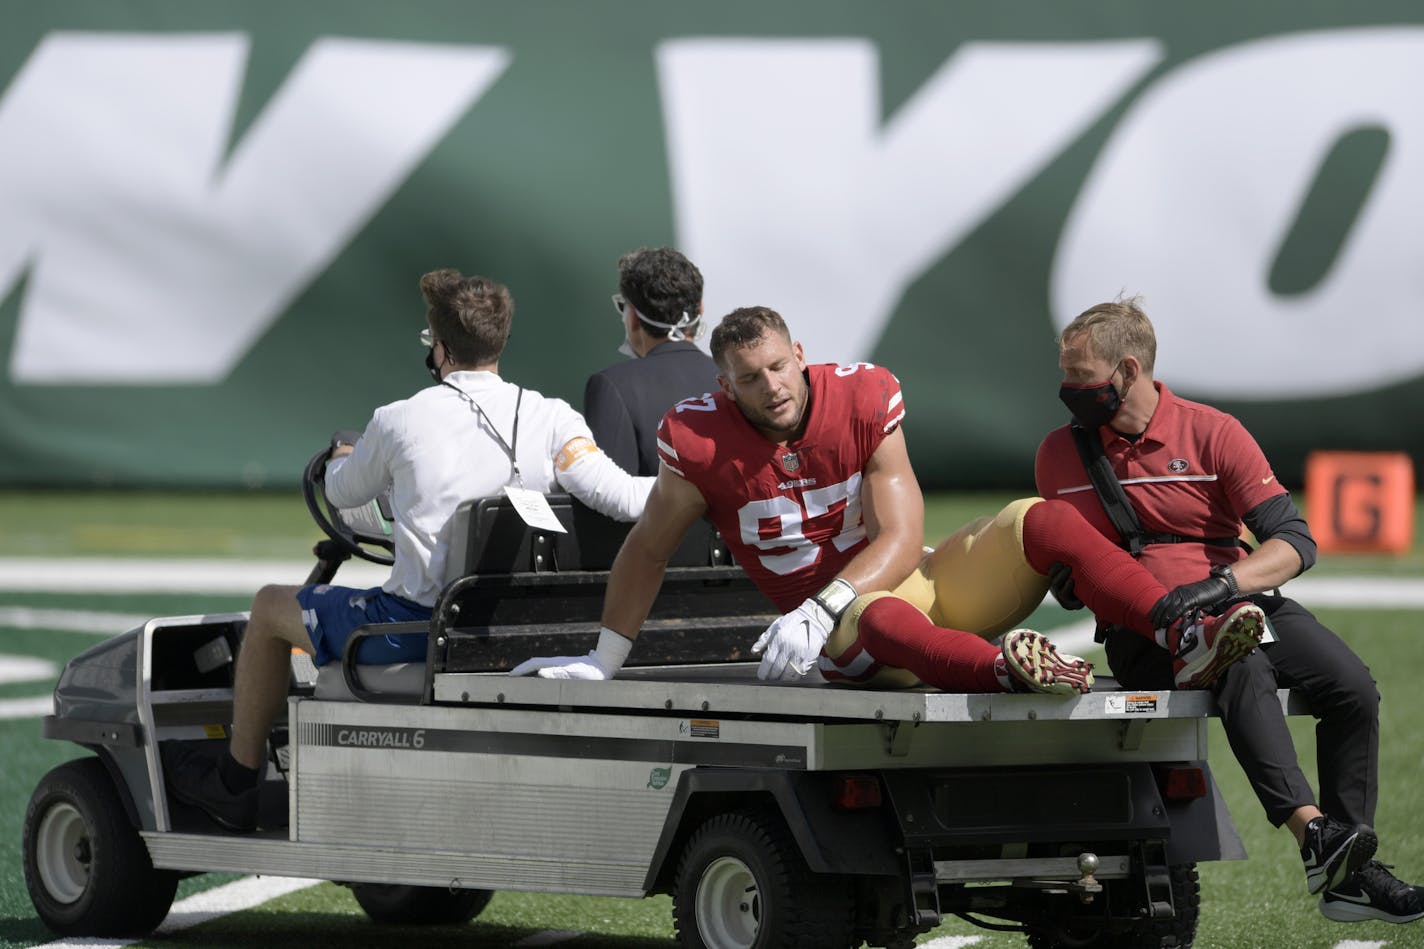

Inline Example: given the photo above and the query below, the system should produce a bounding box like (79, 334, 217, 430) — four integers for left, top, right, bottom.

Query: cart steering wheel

(301, 445, 396, 566)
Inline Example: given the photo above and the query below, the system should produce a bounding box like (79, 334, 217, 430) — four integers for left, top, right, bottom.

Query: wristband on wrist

(811, 578, 859, 622)
(1209, 563, 1241, 599)
(594, 626, 634, 674)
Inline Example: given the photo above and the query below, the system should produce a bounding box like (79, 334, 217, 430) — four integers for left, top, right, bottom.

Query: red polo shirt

(1035, 382, 1287, 587)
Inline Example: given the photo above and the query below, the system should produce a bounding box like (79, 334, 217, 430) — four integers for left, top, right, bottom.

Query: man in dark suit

(585, 247, 720, 475)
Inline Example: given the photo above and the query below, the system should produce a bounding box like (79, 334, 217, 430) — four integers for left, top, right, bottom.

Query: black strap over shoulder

(1068, 422, 1240, 557)
(1070, 422, 1148, 556)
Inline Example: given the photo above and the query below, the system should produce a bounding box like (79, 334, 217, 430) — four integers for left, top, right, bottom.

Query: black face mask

(425, 348, 441, 383)
(1059, 370, 1123, 429)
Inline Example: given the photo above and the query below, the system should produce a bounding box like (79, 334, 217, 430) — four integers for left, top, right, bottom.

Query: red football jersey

(657, 363, 905, 611)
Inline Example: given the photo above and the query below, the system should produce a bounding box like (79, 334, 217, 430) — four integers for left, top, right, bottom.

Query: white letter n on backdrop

(0, 33, 509, 384)
(657, 38, 1161, 365)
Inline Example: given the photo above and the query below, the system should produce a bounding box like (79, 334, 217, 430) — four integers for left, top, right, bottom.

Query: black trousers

(1104, 594, 1380, 828)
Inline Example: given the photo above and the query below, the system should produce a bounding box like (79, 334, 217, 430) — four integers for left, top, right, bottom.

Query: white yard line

(31, 875, 322, 949)
(0, 694, 55, 720)
(1279, 576, 1424, 608)
(1040, 618, 1099, 656)
(0, 653, 56, 685)
(0, 606, 150, 634)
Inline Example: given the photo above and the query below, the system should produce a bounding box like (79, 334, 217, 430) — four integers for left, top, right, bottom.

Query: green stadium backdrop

(2, 2, 1422, 490)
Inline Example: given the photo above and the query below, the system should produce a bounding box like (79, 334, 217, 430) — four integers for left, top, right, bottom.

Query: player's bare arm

(834, 426, 924, 595)
(600, 463, 709, 639)
(508, 461, 707, 680)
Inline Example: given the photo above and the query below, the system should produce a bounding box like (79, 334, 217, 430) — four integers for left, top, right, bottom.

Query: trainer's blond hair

(1059, 296, 1157, 372)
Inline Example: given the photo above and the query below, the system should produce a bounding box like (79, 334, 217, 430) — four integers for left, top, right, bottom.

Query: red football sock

(855, 596, 1007, 692)
(1022, 500, 1166, 639)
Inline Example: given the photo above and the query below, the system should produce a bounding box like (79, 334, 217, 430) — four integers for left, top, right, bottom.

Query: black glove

(1149, 576, 1233, 630)
(1047, 561, 1084, 611)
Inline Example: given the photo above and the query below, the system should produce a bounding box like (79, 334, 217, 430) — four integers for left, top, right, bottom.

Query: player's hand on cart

(753, 598, 835, 680)
(510, 627, 633, 680)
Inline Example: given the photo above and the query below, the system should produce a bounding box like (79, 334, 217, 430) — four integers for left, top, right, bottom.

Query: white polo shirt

(325, 370, 652, 606)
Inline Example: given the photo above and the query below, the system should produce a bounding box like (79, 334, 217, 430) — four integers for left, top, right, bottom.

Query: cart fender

(643, 767, 902, 892)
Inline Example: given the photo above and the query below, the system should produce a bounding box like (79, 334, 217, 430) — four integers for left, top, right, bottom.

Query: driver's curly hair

(420, 269, 513, 368)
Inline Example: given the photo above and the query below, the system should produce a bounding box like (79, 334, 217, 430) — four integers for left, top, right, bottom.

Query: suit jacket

(584, 340, 720, 476)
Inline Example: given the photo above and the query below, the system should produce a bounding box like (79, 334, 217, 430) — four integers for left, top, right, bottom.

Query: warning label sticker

(689, 719, 720, 738)
(1104, 694, 1160, 715)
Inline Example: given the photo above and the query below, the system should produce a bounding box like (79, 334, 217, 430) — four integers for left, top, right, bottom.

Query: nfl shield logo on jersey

(781, 451, 801, 472)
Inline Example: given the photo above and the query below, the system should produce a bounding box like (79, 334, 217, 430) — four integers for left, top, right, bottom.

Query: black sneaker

(1320, 860, 1424, 924)
(164, 745, 258, 833)
(1301, 815, 1377, 895)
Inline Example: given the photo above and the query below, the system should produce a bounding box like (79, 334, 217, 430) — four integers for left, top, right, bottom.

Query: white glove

(752, 598, 835, 680)
(510, 627, 633, 680)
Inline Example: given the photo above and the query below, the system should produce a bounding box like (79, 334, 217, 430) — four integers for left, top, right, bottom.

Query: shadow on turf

(0, 916, 52, 946)
(0, 914, 678, 949)
(140, 913, 677, 948)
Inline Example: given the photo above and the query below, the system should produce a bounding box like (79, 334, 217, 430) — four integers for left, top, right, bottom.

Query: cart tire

(1026, 862, 1200, 949)
(350, 884, 493, 925)
(22, 757, 179, 936)
(673, 808, 853, 949)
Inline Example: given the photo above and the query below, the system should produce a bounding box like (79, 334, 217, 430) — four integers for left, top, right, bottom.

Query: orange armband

(555, 437, 601, 472)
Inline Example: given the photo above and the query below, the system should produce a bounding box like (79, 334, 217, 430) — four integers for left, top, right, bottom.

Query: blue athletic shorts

(295, 584, 432, 667)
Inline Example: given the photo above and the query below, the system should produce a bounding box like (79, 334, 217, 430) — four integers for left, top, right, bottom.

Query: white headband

(633, 307, 698, 341)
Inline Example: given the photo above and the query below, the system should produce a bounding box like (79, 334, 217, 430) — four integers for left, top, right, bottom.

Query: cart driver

(165, 269, 654, 833)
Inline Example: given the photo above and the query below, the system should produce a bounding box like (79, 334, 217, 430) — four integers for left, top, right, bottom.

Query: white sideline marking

(0, 695, 53, 720)
(920, 937, 985, 948)
(1039, 618, 1099, 657)
(0, 653, 56, 685)
(1334, 941, 1388, 949)
(1286, 576, 1424, 609)
(0, 557, 387, 593)
(0, 606, 150, 634)
(32, 875, 322, 948)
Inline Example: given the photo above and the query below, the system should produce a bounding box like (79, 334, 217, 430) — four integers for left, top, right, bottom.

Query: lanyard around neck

(442, 380, 525, 487)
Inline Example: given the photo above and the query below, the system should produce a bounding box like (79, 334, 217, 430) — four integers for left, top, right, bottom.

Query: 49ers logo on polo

(736, 473, 864, 575)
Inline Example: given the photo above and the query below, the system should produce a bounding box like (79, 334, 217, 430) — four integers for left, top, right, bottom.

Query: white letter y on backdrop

(0, 33, 509, 383)
(657, 38, 1161, 365)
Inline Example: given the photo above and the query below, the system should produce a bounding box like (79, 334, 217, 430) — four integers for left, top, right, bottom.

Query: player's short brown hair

(710, 306, 791, 369)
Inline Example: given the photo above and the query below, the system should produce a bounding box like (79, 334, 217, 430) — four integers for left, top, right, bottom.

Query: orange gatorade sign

(1305, 451, 1415, 555)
